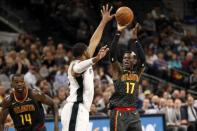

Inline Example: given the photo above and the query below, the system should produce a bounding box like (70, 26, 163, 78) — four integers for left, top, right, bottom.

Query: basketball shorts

(110, 109, 142, 131)
(61, 102, 89, 131)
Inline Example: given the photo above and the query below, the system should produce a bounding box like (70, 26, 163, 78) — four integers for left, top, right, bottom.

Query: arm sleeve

(109, 31, 121, 63)
(73, 59, 93, 74)
(135, 40, 146, 68)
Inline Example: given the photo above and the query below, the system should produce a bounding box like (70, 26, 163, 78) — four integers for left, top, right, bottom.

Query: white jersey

(66, 60, 94, 111)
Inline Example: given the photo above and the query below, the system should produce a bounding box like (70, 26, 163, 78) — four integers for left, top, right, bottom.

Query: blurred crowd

(0, 1, 197, 131)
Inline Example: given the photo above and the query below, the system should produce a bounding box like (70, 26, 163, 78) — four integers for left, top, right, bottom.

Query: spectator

(142, 98, 159, 114)
(158, 98, 167, 110)
(189, 68, 197, 90)
(180, 90, 187, 103)
(55, 43, 67, 66)
(153, 52, 168, 78)
(141, 98, 150, 113)
(24, 65, 39, 88)
(168, 52, 182, 69)
(42, 51, 56, 69)
(38, 79, 53, 97)
(53, 65, 69, 90)
(46, 37, 56, 52)
(90, 104, 106, 116)
(56, 86, 69, 114)
(28, 52, 42, 67)
(174, 99, 188, 131)
(19, 50, 30, 67)
(182, 52, 193, 73)
(141, 79, 151, 91)
(4, 53, 19, 76)
(150, 95, 159, 109)
(142, 13, 156, 35)
(172, 89, 180, 100)
(146, 48, 158, 65)
(181, 95, 197, 131)
(30, 43, 40, 56)
(161, 98, 178, 131)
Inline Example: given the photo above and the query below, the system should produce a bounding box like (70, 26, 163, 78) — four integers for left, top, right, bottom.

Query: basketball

(115, 6, 134, 26)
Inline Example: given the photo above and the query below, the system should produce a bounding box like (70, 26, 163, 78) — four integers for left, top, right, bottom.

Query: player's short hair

(11, 74, 24, 81)
(123, 51, 136, 58)
(72, 42, 88, 58)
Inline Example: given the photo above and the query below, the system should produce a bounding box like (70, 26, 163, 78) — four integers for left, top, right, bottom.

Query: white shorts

(61, 102, 89, 131)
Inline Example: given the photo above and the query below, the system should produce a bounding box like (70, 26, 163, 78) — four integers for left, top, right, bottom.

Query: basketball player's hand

(117, 23, 128, 32)
(101, 4, 114, 24)
(95, 45, 109, 62)
(131, 23, 140, 40)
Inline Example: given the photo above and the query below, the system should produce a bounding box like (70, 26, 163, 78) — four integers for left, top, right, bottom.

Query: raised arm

(109, 24, 128, 79)
(109, 31, 122, 79)
(87, 4, 114, 57)
(32, 89, 59, 131)
(129, 23, 145, 78)
(0, 97, 10, 131)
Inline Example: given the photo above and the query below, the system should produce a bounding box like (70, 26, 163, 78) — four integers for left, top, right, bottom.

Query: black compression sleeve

(110, 31, 121, 63)
(135, 40, 145, 67)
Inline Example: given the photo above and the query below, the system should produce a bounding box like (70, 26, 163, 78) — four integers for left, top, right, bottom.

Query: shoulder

(131, 73, 139, 81)
(71, 60, 80, 65)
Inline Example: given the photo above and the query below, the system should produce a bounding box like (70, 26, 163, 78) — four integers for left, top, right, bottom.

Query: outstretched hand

(131, 23, 140, 40)
(101, 4, 114, 24)
(96, 45, 109, 60)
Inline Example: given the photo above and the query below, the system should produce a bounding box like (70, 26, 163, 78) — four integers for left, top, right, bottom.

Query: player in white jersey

(61, 5, 114, 131)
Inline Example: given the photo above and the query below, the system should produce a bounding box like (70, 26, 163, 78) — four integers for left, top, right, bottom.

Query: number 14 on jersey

(20, 113, 32, 125)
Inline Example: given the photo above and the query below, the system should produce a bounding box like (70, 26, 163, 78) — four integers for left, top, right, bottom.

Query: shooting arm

(110, 31, 120, 63)
(109, 31, 122, 79)
(32, 90, 59, 131)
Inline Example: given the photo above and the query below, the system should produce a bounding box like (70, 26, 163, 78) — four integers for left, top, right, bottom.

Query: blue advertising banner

(8, 114, 165, 131)
(140, 114, 165, 131)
